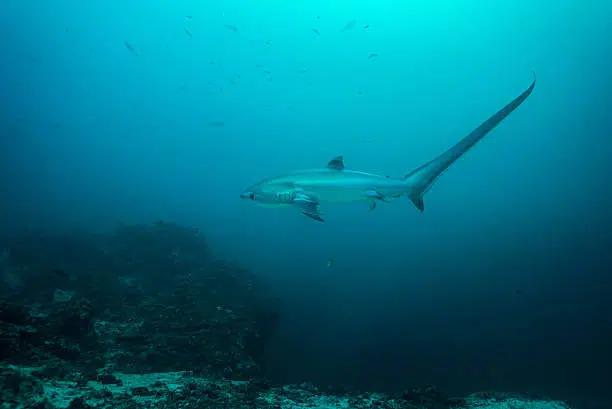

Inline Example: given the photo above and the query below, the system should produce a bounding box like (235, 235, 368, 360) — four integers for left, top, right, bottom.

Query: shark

(240, 74, 536, 222)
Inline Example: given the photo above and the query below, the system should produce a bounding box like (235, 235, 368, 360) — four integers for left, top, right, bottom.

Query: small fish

(208, 121, 225, 127)
(124, 41, 138, 56)
(368, 53, 378, 59)
(185, 15, 193, 20)
(312, 28, 320, 36)
(184, 28, 192, 38)
(326, 259, 335, 269)
(224, 24, 238, 33)
(341, 19, 356, 32)
(363, 24, 370, 29)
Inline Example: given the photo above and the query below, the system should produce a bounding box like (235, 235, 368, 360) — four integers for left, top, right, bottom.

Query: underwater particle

(229, 74, 241, 84)
(341, 19, 356, 32)
(123, 41, 138, 56)
(363, 24, 370, 29)
(184, 28, 192, 38)
(368, 53, 378, 59)
(326, 258, 334, 268)
(312, 28, 320, 36)
(224, 24, 238, 33)
(185, 15, 193, 20)
(208, 121, 225, 127)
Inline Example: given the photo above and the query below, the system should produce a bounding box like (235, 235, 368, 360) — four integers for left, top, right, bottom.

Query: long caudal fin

(404, 73, 536, 212)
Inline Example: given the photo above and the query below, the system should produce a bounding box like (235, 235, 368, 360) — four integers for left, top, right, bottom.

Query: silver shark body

(241, 74, 536, 222)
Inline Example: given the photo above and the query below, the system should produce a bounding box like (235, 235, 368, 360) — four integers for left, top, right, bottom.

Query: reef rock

(0, 222, 280, 381)
(0, 365, 574, 409)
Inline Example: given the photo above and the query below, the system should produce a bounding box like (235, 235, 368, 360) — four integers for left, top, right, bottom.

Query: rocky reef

(0, 222, 574, 409)
(0, 365, 574, 409)
(0, 222, 280, 382)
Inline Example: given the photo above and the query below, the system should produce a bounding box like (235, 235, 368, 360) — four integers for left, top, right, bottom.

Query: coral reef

(0, 222, 279, 381)
(0, 221, 574, 409)
(0, 365, 573, 409)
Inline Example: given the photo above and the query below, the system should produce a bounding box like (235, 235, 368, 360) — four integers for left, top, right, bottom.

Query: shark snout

(240, 191, 255, 200)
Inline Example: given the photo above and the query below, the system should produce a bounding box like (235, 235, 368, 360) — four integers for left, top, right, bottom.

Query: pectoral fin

(294, 193, 324, 222)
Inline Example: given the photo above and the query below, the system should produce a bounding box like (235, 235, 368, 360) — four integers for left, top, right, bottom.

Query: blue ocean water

(1, 0, 610, 407)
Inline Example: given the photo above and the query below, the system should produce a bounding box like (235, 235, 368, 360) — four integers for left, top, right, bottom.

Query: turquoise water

(1, 0, 610, 405)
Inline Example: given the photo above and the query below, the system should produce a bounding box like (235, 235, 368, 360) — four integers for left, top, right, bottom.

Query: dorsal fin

(327, 156, 345, 170)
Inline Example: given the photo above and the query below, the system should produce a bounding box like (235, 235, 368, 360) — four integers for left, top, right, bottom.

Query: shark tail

(403, 73, 536, 212)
